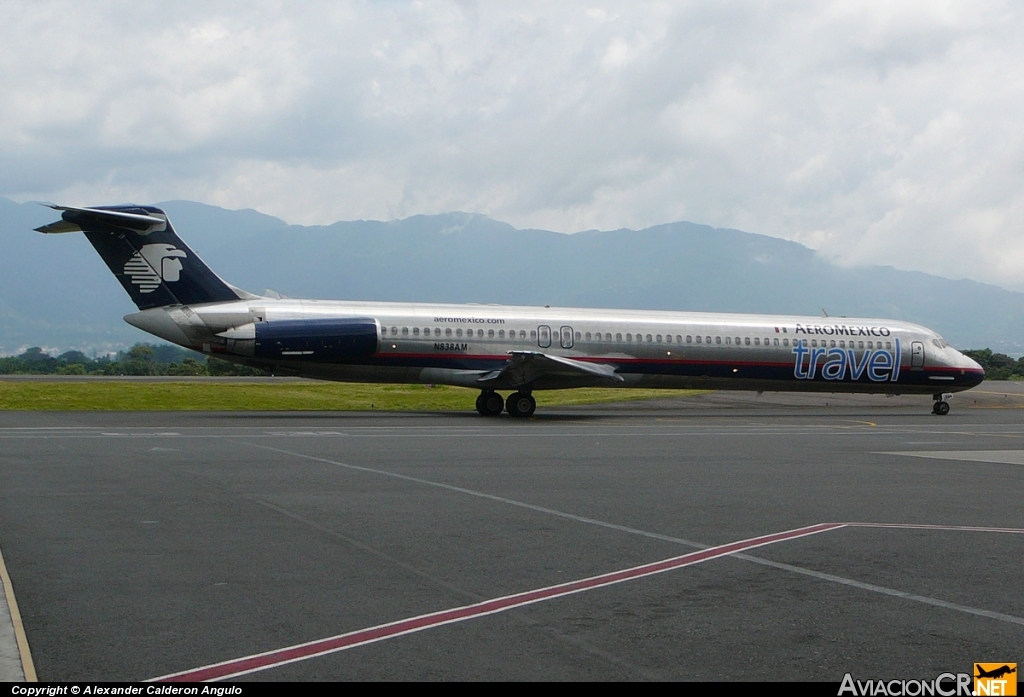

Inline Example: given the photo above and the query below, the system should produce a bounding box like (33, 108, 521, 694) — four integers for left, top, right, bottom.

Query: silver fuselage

(125, 298, 985, 395)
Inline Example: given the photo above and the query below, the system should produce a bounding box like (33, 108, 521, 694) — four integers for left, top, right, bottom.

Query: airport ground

(0, 384, 1022, 681)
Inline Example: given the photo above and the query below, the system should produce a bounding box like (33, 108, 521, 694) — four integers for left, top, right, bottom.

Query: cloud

(2, 1, 1024, 288)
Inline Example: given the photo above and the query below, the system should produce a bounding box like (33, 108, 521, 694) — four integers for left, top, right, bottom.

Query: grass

(0, 381, 708, 411)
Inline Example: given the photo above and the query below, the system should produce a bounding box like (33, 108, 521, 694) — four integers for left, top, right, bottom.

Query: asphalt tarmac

(0, 386, 1022, 681)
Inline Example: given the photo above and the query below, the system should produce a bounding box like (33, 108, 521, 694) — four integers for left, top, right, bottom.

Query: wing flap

(478, 351, 623, 388)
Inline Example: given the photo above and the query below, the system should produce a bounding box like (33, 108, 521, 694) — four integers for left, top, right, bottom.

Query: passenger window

(530, 330, 536, 339)
(657, 335, 662, 342)
(391, 327, 398, 335)
(830, 340, 835, 348)
(413, 327, 419, 336)
(559, 326, 574, 349)
(445, 328, 452, 337)
(402, 327, 409, 335)
(456, 329, 463, 337)
(626, 333, 633, 341)
(715, 336, 721, 344)
(575, 331, 581, 341)
(867, 341, 873, 349)
(839, 341, 845, 348)
(686, 335, 692, 343)
(498, 330, 505, 338)
(487, 329, 493, 338)
(646, 334, 652, 342)
(726, 337, 732, 345)
(665, 335, 671, 343)
(886, 342, 892, 349)
(616, 333, 622, 341)
(696, 336, 702, 344)
(783, 338, 789, 347)
(858, 341, 864, 349)
(754, 338, 760, 346)
(774, 338, 779, 346)
(585, 332, 591, 340)
(676, 335, 682, 343)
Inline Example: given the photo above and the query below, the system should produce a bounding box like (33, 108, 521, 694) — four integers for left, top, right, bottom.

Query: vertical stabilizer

(35, 205, 244, 310)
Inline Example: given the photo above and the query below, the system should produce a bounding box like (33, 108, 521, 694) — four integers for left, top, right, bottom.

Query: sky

(3, 1, 1024, 289)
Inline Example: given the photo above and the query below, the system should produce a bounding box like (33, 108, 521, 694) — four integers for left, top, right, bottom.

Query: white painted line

(881, 450, 1024, 466)
(151, 523, 844, 682)
(848, 522, 1024, 534)
(733, 553, 1024, 627)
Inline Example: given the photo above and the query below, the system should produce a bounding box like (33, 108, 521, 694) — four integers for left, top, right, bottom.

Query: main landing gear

(932, 394, 950, 416)
(475, 391, 505, 416)
(476, 390, 536, 418)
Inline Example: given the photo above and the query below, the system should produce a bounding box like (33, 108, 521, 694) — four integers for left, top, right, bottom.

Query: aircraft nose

(955, 350, 985, 387)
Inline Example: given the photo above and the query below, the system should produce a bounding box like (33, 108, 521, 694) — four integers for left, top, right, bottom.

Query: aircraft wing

(477, 351, 623, 388)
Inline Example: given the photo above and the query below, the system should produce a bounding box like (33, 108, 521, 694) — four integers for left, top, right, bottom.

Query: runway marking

(150, 518, 1024, 682)
(732, 553, 1024, 628)
(237, 441, 1024, 619)
(968, 390, 1024, 397)
(0, 544, 35, 682)
(151, 523, 844, 682)
(848, 522, 1024, 534)
(237, 440, 712, 547)
(881, 450, 1024, 466)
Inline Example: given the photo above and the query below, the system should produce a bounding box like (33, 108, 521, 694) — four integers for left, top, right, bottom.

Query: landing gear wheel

(932, 400, 950, 416)
(476, 391, 504, 416)
(505, 391, 536, 418)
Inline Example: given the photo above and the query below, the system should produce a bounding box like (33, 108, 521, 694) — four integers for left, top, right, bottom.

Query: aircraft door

(560, 326, 574, 349)
(911, 341, 925, 369)
(538, 325, 551, 348)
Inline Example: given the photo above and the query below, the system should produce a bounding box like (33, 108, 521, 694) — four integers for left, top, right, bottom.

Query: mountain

(2, 197, 1022, 355)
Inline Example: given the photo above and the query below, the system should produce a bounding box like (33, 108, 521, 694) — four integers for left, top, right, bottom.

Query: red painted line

(151, 522, 843, 682)
(848, 523, 1024, 534)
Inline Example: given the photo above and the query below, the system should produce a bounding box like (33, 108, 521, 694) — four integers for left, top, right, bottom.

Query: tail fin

(36, 204, 248, 310)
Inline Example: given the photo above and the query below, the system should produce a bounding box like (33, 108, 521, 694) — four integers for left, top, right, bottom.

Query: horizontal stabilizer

(478, 350, 623, 388)
(35, 204, 168, 235)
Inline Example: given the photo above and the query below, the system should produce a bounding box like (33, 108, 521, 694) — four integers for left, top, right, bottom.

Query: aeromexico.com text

(433, 317, 505, 324)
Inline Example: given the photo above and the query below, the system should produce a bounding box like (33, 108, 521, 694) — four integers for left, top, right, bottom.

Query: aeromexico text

(795, 323, 892, 337)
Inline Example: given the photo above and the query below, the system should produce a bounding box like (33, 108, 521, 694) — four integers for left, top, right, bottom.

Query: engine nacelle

(255, 317, 379, 361)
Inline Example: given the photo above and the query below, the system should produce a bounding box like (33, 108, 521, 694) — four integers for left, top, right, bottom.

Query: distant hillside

(2, 197, 1023, 355)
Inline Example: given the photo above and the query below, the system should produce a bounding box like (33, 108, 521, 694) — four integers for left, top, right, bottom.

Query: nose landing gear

(932, 394, 950, 415)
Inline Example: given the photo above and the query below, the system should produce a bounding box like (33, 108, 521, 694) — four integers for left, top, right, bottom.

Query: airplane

(975, 665, 1017, 680)
(35, 204, 985, 416)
